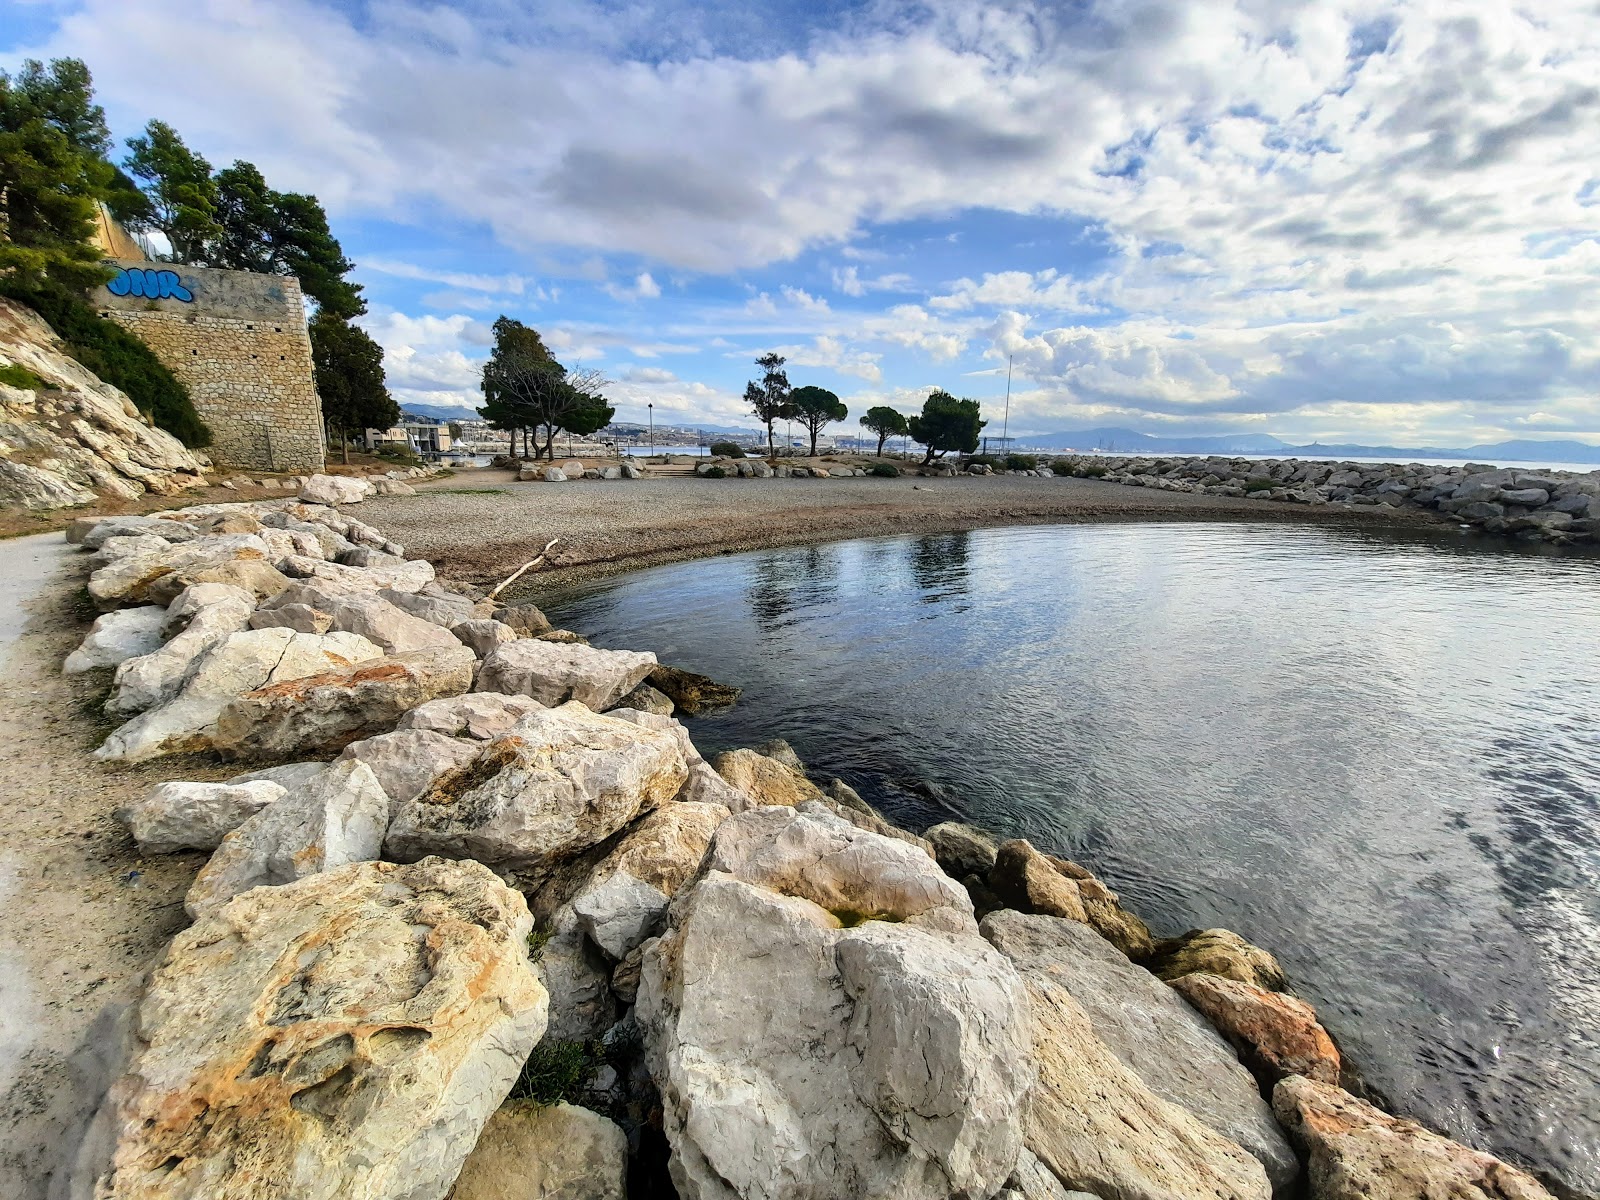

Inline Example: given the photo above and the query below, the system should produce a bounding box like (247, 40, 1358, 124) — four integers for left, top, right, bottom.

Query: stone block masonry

(94, 261, 325, 472)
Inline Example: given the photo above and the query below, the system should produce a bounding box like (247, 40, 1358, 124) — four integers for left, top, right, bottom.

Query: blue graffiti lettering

(106, 267, 193, 303)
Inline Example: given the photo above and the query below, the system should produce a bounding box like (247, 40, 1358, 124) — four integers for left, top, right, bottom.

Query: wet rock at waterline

(710, 746, 828, 808)
(81, 858, 547, 1200)
(990, 839, 1089, 922)
(983, 911, 1298, 1191)
(647, 663, 742, 714)
(1171, 973, 1342, 1086)
(477, 638, 657, 710)
(1152, 928, 1289, 991)
(925, 820, 1000, 879)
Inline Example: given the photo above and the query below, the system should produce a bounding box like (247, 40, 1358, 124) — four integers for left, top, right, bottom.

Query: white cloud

(780, 285, 830, 313)
(831, 266, 915, 297)
(360, 258, 546, 298)
(779, 335, 884, 383)
(619, 365, 678, 383)
(604, 272, 661, 300)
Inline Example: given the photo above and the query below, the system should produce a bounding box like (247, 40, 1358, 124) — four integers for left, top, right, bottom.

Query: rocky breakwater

(1052, 453, 1600, 544)
(55, 492, 1569, 1200)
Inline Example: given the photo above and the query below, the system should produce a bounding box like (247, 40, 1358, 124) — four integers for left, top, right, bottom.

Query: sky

(5, 0, 1599, 445)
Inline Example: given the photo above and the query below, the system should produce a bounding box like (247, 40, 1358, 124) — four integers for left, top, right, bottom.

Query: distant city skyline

(7, 0, 1597, 448)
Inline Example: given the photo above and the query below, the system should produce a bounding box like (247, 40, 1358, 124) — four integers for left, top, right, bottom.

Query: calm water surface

(544, 522, 1600, 1195)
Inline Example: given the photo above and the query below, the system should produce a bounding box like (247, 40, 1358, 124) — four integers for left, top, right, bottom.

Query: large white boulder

(398, 691, 546, 740)
(106, 583, 257, 714)
(278, 554, 436, 594)
(336, 728, 480, 804)
(384, 702, 687, 880)
(95, 628, 384, 762)
(253, 582, 463, 655)
(184, 759, 391, 918)
(638, 805, 1032, 1200)
(297, 472, 372, 505)
(86, 533, 290, 609)
(63, 606, 166, 673)
(477, 639, 657, 710)
(212, 643, 478, 760)
(83, 858, 547, 1200)
(117, 779, 287, 855)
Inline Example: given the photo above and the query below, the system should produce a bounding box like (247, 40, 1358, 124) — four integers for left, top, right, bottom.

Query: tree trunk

(876, 432, 887, 456)
(808, 426, 819, 457)
(341, 428, 350, 465)
(766, 421, 776, 461)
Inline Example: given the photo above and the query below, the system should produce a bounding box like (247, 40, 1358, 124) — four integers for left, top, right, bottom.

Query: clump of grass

(1049, 460, 1075, 476)
(868, 463, 900, 477)
(1004, 453, 1039, 471)
(702, 465, 728, 479)
(509, 1039, 605, 1107)
(1077, 464, 1108, 478)
(0, 362, 47, 390)
(526, 924, 552, 962)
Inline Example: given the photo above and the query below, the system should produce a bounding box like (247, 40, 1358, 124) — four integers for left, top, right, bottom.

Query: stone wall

(93, 261, 324, 472)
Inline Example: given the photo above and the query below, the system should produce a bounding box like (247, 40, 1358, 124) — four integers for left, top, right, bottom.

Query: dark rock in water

(824, 776, 874, 815)
(499, 600, 552, 636)
(648, 664, 742, 714)
(1151, 928, 1287, 991)
(926, 821, 1000, 879)
(962, 872, 1004, 919)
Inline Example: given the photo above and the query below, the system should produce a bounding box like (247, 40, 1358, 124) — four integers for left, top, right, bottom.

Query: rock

(925, 821, 999, 879)
(994, 920, 1273, 1200)
(1171, 973, 1341, 1086)
(570, 800, 729, 960)
(1045, 856, 1156, 960)
(610, 681, 674, 715)
(88, 858, 546, 1200)
(983, 911, 1297, 1190)
(823, 776, 873, 814)
(184, 759, 391, 917)
(603, 706, 756, 811)
(382, 586, 477, 628)
(87, 534, 289, 609)
(399, 691, 547, 740)
(752, 737, 804, 771)
(711, 746, 828, 807)
(248, 600, 334, 634)
(1151, 928, 1288, 991)
(63, 606, 167, 673)
(1001, 1148, 1087, 1199)
(537, 628, 589, 645)
(337, 728, 480, 804)
(106, 585, 258, 714)
(96, 629, 385, 763)
(647, 664, 741, 714)
(1272, 1075, 1556, 1200)
(226, 760, 328, 790)
(537, 904, 620, 1044)
(70, 515, 198, 548)
(256, 582, 464, 655)
(87, 532, 171, 566)
(499, 601, 552, 636)
(448, 1102, 628, 1200)
(990, 839, 1088, 922)
(639, 805, 1031, 1200)
(280, 553, 436, 594)
(478, 639, 657, 710)
(452, 618, 520, 658)
(297, 472, 371, 504)
(369, 477, 416, 496)
(385, 701, 688, 879)
(543, 467, 568, 482)
(213, 643, 478, 760)
(117, 779, 287, 854)
(1499, 487, 1550, 506)
(336, 544, 406, 569)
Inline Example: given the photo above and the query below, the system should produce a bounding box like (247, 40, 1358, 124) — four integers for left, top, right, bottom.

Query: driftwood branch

(488, 537, 560, 600)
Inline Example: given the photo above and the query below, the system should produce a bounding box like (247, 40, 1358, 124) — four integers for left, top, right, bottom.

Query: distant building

(364, 415, 455, 454)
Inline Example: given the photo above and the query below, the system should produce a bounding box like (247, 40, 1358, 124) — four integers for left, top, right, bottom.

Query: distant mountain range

(1010, 426, 1600, 466)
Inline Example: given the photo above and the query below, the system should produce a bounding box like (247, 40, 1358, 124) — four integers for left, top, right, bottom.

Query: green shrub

(1245, 477, 1276, 492)
(1049, 460, 1075, 476)
(509, 1039, 605, 1108)
(1077, 463, 1108, 478)
(703, 465, 727, 478)
(0, 363, 46, 390)
(0, 281, 211, 448)
(1004, 453, 1039, 470)
(965, 453, 1000, 468)
(374, 443, 423, 466)
(709, 441, 745, 458)
(868, 462, 900, 477)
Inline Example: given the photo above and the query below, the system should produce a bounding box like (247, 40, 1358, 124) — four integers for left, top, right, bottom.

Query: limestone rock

(498, 601, 552, 637)
(89, 858, 547, 1200)
(538, 904, 621, 1045)
(382, 586, 477, 628)
(87, 534, 288, 609)
(213, 643, 478, 760)
(752, 737, 804, 771)
(1044, 854, 1156, 960)
(639, 808, 1031, 1200)
(570, 800, 728, 960)
(925, 821, 999, 879)
(87, 533, 171, 566)
(369, 477, 416, 496)
(448, 1103, 627, 1200)
(1151, 928, 1288, 991)
(611, 681, 674, 715)
(1273, 1075, 1555, 1200)
(1002, 1148, 1083, 1199)
(280, 553, 436, 594)
(337, 728, 480, 804)
(990, 839, 1088, 922)
(605, 706, 756, 811)
(385, 702, 688, 878)
(248, 601, 334, 634)
(117, 779, 287, 855)
(399, 691, 547, 740)
(106, 585, 257, 714)
(298, 472, 371, 505)
(477, 639, 657, 710)
(69, 514, 197, 548)
(63, 606, 167, 673)
(647, 664, 741, 714)
(452, 618, 519, 658)
(185, 759, 391, 917)
(711, 746, 828, 808)
(256, 582, 464, 655)
(96, 629, 384, 762)
(983, 911, 1297, 1190)
(226, 760, 328, 790)
(995, 921, 1273, 1200)
(1172, 973, 1341, 1086)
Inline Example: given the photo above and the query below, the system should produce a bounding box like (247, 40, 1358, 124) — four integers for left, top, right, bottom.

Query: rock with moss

(647, 664, 742, 714)
(1150, 928, 1288, 991)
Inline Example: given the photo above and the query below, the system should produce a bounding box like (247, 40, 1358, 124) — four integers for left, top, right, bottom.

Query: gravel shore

(363, 467, 1443, 596)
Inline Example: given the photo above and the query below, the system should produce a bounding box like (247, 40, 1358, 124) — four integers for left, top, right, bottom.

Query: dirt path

(0, 536, 228, 1198)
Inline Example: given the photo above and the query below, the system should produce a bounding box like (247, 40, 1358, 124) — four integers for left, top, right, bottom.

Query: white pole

(1003, 355, 1012, 450)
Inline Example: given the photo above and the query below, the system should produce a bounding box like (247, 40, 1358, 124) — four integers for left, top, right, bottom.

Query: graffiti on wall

(107, 266, 193, 302)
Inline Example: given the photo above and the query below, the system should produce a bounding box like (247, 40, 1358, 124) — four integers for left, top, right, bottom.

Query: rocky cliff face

(0, 297, 208, 510)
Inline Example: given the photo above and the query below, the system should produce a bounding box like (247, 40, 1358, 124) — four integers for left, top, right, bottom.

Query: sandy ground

(0, 535, 236, 1198)
(365, 466, 1442, 597)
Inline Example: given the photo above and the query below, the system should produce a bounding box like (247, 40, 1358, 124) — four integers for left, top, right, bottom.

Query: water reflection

(546, 521, 1600, 1196)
